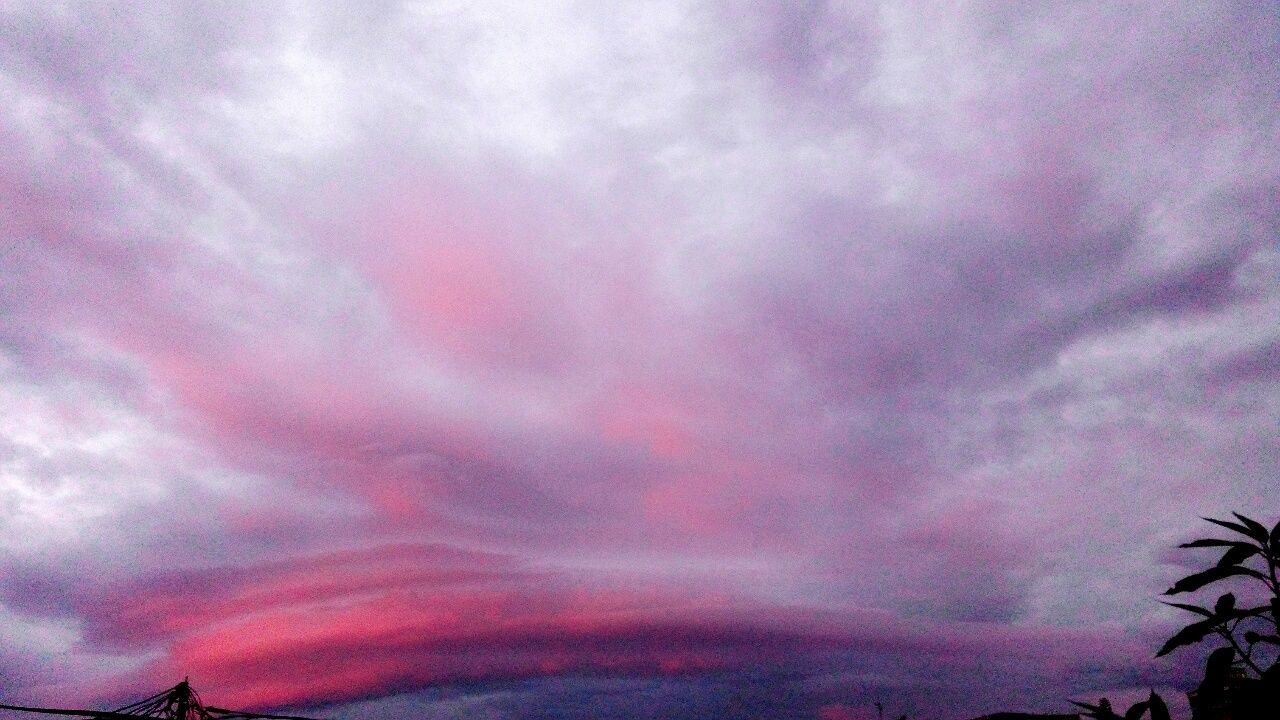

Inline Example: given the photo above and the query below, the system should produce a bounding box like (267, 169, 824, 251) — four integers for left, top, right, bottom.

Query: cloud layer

(1, 2, 1277, 718)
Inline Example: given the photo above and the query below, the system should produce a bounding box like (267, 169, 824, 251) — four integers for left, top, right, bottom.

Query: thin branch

(1266, 553, 1279, 595)
(1261, 543, 1280, 631)
(1218, 627, 1265, 676)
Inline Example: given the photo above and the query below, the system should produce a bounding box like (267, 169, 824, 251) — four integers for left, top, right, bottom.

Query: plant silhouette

(1070, 691, 1169, 720)
(1066, 512, 1279, 719)
(1156, 512, 1280, 718)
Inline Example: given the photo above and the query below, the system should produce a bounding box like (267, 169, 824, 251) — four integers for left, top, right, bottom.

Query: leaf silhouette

(1230, 512, 1270, 543)
(1146, 692, 1169, 720)
(1070, 700, 1120, 720)
(1155, 616, 1218, 657)
(1160, 601, 1212, 617)
(1235, 604, 1275, 619)
(1216, 543, 1259, 567)
(1178, 538, 1238, 548)
(1203, 516, 1261, 541)
(1164, 565, 1268, 594)
(1122, 701, 1148, 720)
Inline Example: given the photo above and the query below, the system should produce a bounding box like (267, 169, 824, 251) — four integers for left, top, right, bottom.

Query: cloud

(0, 2, 1276, 718)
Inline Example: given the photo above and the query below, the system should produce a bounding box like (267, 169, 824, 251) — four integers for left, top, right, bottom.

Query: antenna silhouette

(0, 680, 323, 720)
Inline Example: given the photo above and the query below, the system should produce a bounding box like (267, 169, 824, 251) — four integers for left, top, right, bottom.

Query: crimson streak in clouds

(0, 2, 1277, 719)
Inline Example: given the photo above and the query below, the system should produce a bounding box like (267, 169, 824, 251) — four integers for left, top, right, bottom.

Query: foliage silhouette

(1063, 512, 1279, 720)
(1156, 512, 1280, 718)
(1069, 690, 1167, 720)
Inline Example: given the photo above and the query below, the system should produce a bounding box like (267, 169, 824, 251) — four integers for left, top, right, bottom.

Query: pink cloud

(817, 704, 876, 720)
(0, 3, 1276, 719)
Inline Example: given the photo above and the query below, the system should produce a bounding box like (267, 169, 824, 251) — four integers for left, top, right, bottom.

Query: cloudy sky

(1, 2, 1277, 719)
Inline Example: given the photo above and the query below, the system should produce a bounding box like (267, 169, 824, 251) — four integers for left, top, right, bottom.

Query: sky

(0, 2, 1277, 719)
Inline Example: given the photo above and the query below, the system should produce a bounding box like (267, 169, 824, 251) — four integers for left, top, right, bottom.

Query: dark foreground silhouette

(967, 707, 1080, 712)
(0, 514, 1275, 720)
(1037, 512, 1279, 720)
(1154, 512, 1280, 719)
(0, 681, 322, 720)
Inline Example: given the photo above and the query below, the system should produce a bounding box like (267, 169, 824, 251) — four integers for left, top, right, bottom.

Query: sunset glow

(1, 3, 1277, 719)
